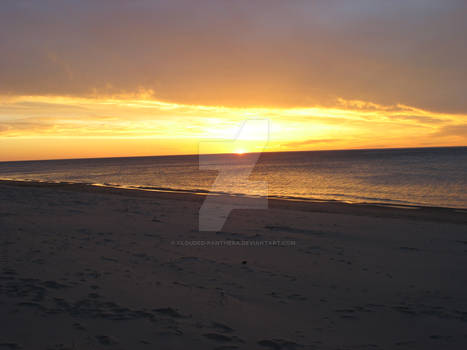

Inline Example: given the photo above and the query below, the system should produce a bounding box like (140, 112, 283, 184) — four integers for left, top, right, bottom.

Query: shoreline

(1, 179, 466, 224)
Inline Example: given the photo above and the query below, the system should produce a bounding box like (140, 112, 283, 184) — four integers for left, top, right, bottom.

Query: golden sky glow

(0, 93, 466, 161)
(1, 1, 466, 161)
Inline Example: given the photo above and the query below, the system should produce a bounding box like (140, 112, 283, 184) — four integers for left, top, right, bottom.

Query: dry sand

(1, 180, 467, 349)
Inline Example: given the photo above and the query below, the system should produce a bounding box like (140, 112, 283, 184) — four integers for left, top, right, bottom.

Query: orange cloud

(0, 94, 465, 161)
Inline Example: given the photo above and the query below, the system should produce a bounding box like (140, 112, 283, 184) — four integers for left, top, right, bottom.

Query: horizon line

(1, 145, 465, 163)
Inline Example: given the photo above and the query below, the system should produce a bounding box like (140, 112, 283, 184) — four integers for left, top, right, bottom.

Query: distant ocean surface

(1, 147, 466, 209)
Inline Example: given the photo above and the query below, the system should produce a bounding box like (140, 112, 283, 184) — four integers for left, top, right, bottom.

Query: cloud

(432, 124, 467, 137)
(387, 115, 447, 125)
(284, 139, 338, 147)
(0, 93, 465, 160)
(0, 0, 467, 113)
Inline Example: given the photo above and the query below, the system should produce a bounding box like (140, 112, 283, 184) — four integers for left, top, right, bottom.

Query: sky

(0, 0, 466, 160)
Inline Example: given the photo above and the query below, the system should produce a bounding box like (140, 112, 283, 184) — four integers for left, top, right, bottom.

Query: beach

(1, 180, 467, 350)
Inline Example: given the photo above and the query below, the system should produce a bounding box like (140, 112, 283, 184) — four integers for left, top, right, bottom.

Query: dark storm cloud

(1, 0, 467, 112)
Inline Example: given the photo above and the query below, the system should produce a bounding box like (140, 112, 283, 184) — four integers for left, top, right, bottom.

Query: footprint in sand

(95, 335, 118, 346)
(257, 339, 304, 350)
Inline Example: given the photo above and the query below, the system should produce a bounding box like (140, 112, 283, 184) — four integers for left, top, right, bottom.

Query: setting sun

(235, 149, 246, 155)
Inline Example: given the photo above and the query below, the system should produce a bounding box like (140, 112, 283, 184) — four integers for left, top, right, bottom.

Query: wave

(1, 177, 441, 210)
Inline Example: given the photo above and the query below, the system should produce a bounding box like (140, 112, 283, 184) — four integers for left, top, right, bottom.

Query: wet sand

(1, 180, 467, 349)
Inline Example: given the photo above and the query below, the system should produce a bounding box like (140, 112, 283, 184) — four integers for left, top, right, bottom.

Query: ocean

(0, 147, 466, 209)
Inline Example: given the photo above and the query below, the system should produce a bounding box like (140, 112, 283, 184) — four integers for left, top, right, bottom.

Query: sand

(1, 180, 467, 349)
